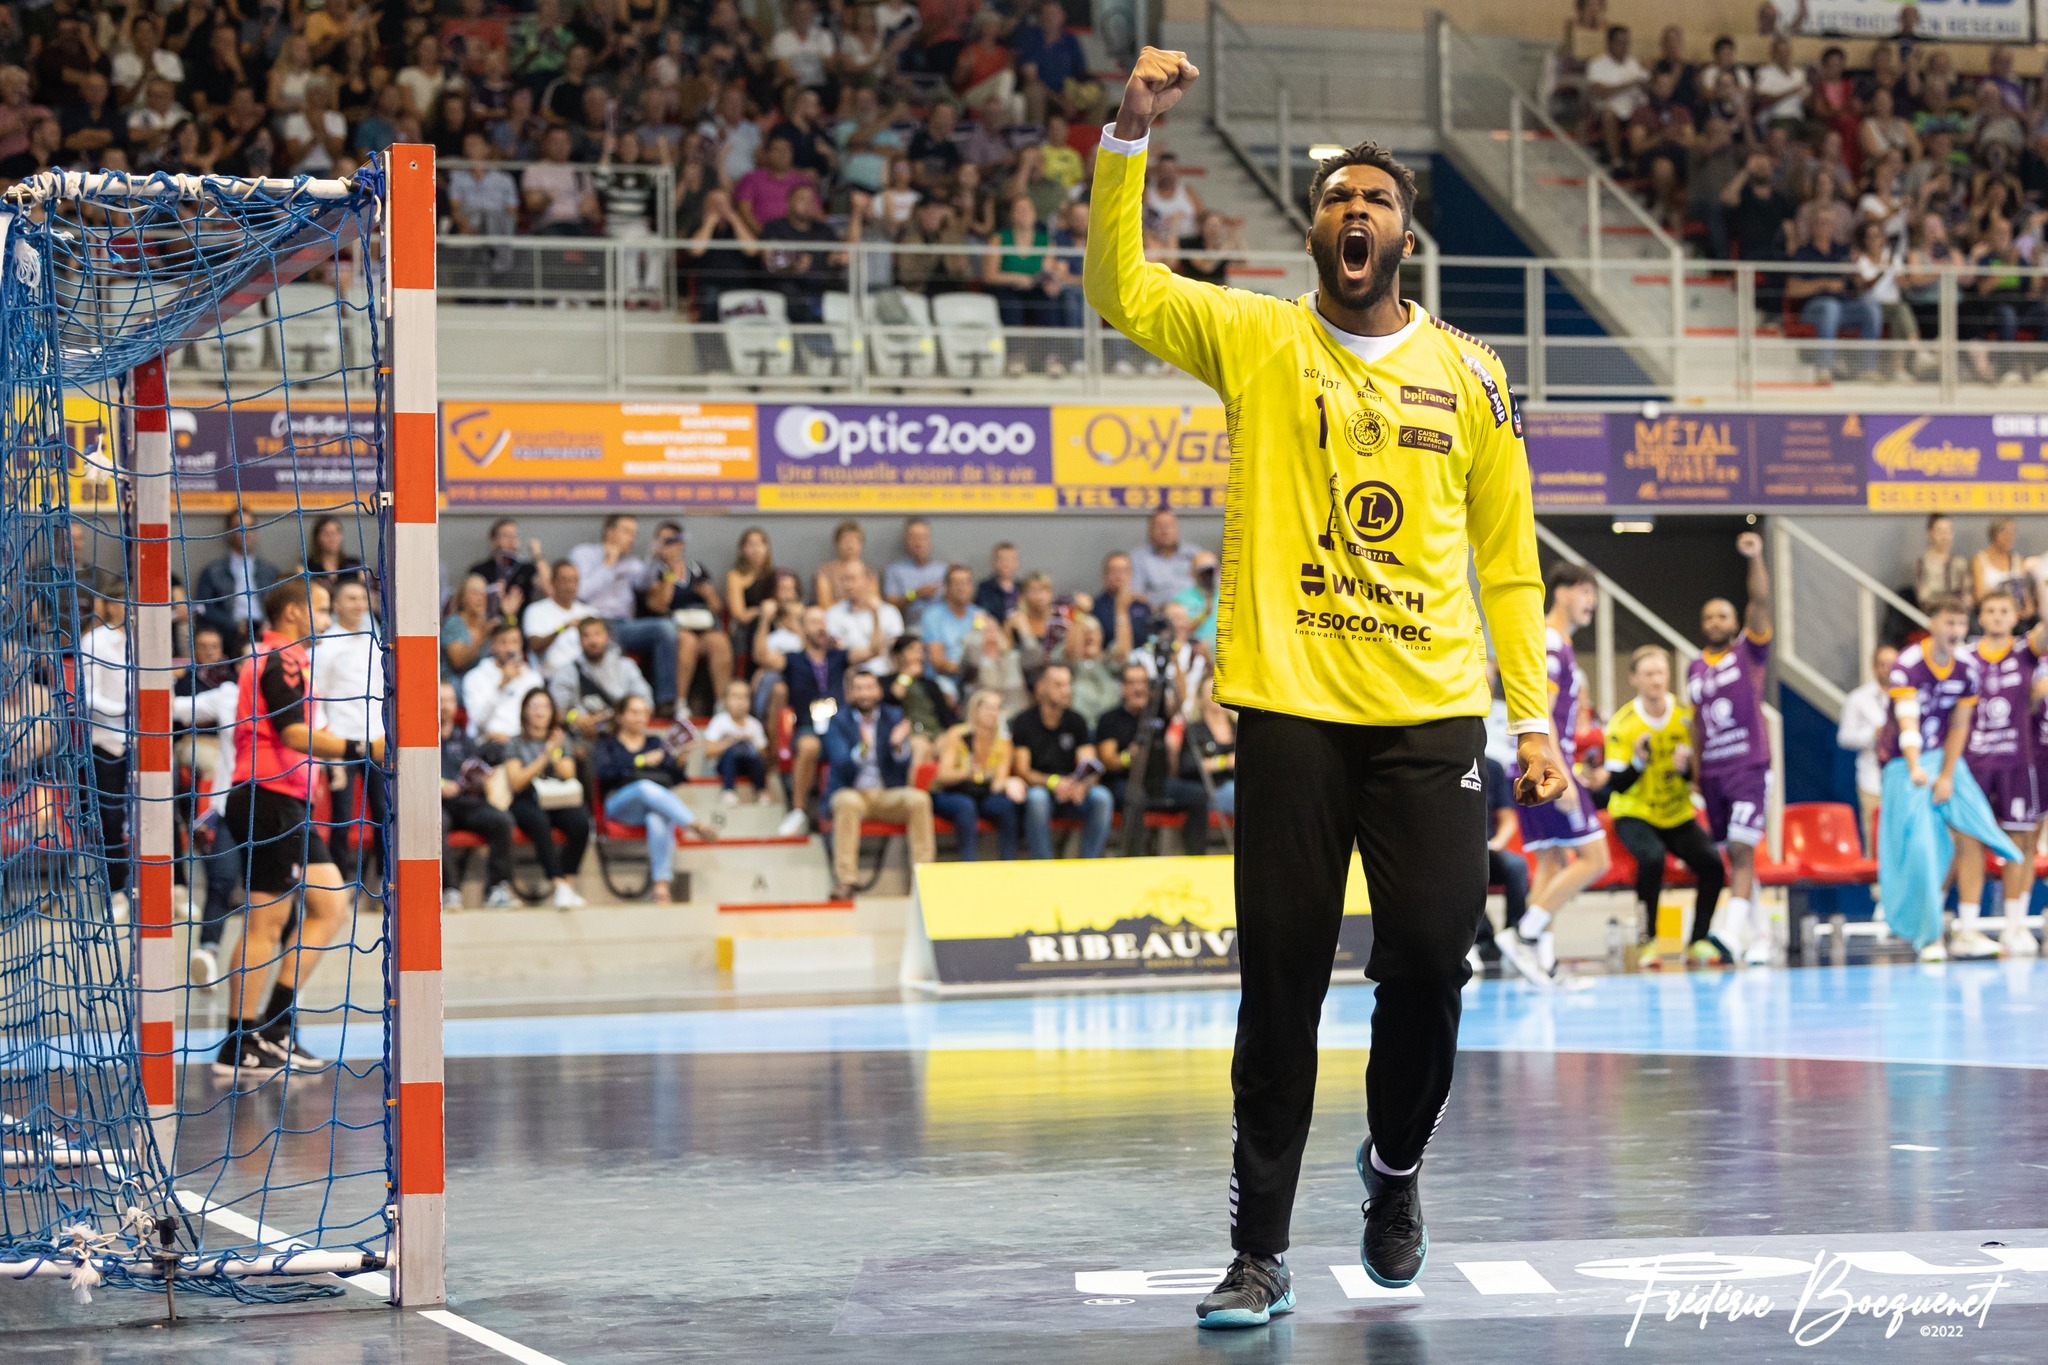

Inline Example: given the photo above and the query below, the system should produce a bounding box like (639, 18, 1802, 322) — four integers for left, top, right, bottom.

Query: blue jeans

(604, 779, 698, 883)
(716, 742, 767, 791)
(609, 616, 679, 702)
(1023, 784, 1114, 859)
(929, 788, 1021, 860)
(1212, 779, 1236, 818)
(1800, 293, 1884, 374)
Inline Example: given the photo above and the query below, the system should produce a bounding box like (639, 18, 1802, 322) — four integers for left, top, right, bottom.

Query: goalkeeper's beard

(1310, 228, 1404, 317)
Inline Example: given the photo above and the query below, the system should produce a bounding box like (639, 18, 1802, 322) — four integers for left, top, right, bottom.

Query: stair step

(718, 899, 856, 913)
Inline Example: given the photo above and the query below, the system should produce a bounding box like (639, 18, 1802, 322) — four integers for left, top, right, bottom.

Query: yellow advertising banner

(1051, 404, 1232, 509)
(906, 855, 1372, 990)
(441, 400, 759, 508)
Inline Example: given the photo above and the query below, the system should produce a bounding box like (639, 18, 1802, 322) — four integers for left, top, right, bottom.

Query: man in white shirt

(770, 0, 836, 90)
(281, 75, 349, 175)
(81, 575, 131, 910)
(522, 560, 595, 672)
(1585, 24, 1650, 166)
(567, 513, 682, 709)
(1836, 643, 1898, 854)
(111, 13, 183, 104)
(314, 579, 387, 878)
(462, 620, 542, 742)
(1751, 35, 1810, 134)
(824, 563, 904, 677)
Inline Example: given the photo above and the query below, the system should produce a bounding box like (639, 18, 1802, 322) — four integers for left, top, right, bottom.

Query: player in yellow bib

(1602, 645, 1727, 966)
(1086, 48, 1570, 1324)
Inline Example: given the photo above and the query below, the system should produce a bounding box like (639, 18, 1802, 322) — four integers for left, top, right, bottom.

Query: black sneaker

(212, 1033, 282, 1085)
(1194, 1253, 1295, 1330)
(1357, 1139, 1428, 1288)
(258, 1022, 332, 1074)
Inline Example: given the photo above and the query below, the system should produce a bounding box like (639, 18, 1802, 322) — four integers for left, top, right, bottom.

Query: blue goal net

(0, 164, 396, 1304)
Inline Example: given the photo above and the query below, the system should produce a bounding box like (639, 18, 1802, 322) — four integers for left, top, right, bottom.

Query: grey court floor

(7, 964, 2048, 1363)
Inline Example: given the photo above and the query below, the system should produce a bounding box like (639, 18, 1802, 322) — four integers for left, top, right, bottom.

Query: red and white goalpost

(0, 144, 444, 1307)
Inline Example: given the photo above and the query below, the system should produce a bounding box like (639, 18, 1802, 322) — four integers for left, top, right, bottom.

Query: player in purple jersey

(1954, 588, 2048, 957)
(1879, 595, 1985, 960)
(1687, 531, 1774, 965)
(1499, 562, 1611, 987)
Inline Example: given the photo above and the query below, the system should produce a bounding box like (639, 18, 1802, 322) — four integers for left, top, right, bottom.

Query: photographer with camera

(1096, 661, 1212, 856)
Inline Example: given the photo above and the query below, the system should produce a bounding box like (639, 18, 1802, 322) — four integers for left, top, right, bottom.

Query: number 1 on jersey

(1316, 393, 1328, 450)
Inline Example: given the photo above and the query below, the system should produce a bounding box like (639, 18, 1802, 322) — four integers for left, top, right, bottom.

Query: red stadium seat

(1779, 802, 1876, 885)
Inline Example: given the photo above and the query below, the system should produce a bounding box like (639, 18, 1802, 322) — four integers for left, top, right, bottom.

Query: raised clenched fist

(1736, 530, 1762, 559)
(1114, 47, 1200, 140)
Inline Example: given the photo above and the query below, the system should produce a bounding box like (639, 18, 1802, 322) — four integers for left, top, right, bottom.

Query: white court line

(177, 1192, 562, 1363)
(1891, 1143, 1940, 1152)
(1456, 1259, 1560, 1295)
(422, 1309, 569, 1365)
(1327, 1264, 1423, 1299)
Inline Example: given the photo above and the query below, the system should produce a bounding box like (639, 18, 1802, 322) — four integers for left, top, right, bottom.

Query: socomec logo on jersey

(1293, 608, 1433, 644)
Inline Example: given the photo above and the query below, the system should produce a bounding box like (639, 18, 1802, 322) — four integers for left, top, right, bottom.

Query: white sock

(2005, 899, 2030, 925)
(1515, 905, 1553, 940)
(1960, 897, 1982, 925)
(1370, 1145, 1419, 1179)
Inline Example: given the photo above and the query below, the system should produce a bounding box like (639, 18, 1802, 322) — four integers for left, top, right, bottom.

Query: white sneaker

(551, 882, 585, 909)
(483, 885, 517, 909)
(1496, 930, 1553, 988)
(776, 808, 809, 837)
(2004, 923, 2041, 957)
(442, 888, 463, 911)
(720, 788, 741, 807)
(1919, 940, 1949, 963)
(1951, 926, 2000, 960)
(1743, 937, 1773, 967)
(188, 946, 218, 988)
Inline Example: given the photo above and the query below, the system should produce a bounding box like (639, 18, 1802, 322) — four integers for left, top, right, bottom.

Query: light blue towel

(1878, 757, 2020, 950)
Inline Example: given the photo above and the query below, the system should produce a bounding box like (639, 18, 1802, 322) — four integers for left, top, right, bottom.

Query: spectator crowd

(0, 0, 1245, 351)
(1553, 5, 2048, 380)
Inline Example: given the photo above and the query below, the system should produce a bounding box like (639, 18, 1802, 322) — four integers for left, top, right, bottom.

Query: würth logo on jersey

(1300, 563, 1326, 596)
(1315, 476, 1403, 566)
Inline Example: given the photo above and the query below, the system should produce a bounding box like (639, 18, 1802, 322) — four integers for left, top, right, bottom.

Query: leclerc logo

(1344, 481, 1403, 542)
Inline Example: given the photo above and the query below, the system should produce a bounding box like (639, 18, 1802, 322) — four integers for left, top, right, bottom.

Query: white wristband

(1098, 122, 1150, 156)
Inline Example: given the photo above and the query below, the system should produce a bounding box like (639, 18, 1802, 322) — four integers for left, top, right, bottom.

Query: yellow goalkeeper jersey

(1602, 696, 1698, 827)
(1083, 141, 1548, 732)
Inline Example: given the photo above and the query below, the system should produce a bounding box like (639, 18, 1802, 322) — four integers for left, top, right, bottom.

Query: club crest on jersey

(1347, 407, 1390, 456)
(1315, 475, 1403, 565)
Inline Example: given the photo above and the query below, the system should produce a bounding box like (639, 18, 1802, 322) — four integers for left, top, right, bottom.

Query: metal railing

(1534, 521, 1784, 858)
(1427, 12, 1683, 355)
(402, 236, 2048, 399)
(1772, 518, 1930, 714)
(1203, 0, 1442, 279)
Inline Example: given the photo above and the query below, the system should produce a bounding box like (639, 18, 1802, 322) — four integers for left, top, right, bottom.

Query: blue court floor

(16, 961, 2048, 1363)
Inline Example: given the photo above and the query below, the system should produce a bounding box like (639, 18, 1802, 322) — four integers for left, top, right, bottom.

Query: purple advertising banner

(1526, 411, 1866, 509)
(1524, 410, 1609, 507)
(1864, 413, 2048, 510)
(170, 404, 380, 510)
(756, 404, 1055, 511)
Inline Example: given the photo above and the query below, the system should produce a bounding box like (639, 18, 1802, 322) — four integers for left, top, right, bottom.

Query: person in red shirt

(214, 577, 386, 1084)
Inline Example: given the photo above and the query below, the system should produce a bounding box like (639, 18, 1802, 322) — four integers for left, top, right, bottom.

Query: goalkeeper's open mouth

(1337, 225, 1373, 287)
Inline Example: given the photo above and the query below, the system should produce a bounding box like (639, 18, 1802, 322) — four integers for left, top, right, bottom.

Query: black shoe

(259, 1018, 332, 1073)
(1195, 1252, 1295, 1330)
(1357, 1140, 1428, 1288)
(211, 1033, 282, 1085)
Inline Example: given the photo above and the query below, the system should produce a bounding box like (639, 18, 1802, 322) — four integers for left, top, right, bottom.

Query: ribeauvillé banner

(900, 855, 1376, 992)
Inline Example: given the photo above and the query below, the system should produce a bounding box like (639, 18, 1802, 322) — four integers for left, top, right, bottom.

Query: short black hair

(1545, 561, 1597, 602)
(1308, 141, 1417, 227)
(1606, 24, 1628, 41)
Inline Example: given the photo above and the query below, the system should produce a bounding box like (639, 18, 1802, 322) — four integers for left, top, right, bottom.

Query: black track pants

(1613, 815, 1725, 944)
(1227, 709, 1487, 1258)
